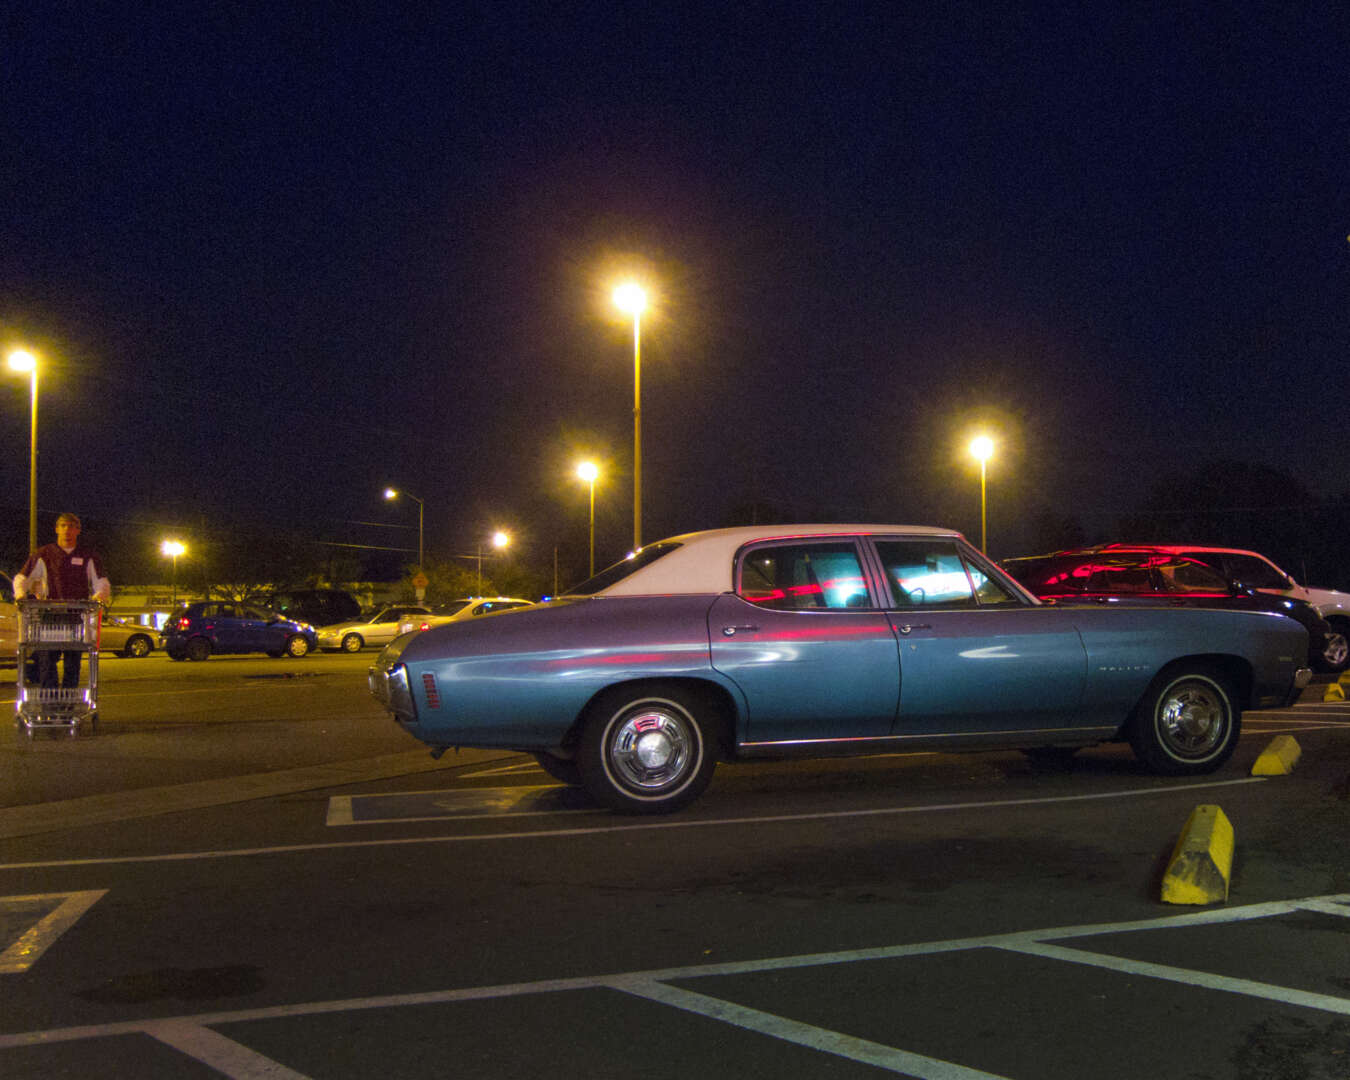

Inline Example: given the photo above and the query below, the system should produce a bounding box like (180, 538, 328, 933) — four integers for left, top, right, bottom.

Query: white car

(317, 605, 432, 652)
(98, 615, 158, 658)
(396, 597, 534, 636)
(1103, 544, 1350, 672)
(0, 600, 15, 667)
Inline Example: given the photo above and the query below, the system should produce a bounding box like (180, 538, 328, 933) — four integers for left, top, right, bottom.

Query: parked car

(0, 599, 15, 668)
(249, 588, 361, 627)
(317, 605, 432, 652)
(0, 572, 14, 667)
(98, 615, 158, 658)
(395, 597, 535, 636)
(369, 524, 1311, 814)
(161, 601, 317, 661)
(1001, 549, 1333, 662)
(1089, 544, 1350, 673)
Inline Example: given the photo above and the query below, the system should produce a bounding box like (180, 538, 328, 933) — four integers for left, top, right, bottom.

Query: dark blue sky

(3, 4, 1347, 574)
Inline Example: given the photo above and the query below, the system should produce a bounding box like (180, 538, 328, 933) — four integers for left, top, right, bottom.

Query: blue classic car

(369, 525, 1312, 813)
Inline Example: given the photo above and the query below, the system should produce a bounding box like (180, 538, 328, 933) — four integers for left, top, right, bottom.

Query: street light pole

(577, 461, 598, 578)
(969, 436, 994, 553)
(384, 488, 424, 568)
(613, 283, 647, 550)
(7, 350, 39, 552)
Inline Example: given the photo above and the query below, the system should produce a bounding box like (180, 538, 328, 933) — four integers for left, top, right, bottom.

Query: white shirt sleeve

(89, 561, 111, 603)
(14, 561, 47, 599)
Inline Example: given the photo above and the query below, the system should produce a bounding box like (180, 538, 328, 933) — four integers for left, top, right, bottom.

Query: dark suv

(1002, 549, 1333, 665)
(249, 588, 361, 627)
(161, 601, 318, 661)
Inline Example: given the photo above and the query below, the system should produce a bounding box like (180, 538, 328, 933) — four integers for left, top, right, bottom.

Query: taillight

(419, 621, 430, 631)
(176, 617, 190, 630)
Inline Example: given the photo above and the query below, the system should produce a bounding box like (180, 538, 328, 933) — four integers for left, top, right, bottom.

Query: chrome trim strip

(739, 726, 1120, 750)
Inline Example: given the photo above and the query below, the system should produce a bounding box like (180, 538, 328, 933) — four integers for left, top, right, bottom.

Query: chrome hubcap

(1324, 633, 1348, 668)
(1158, 682, 1225, 756)
(608, 706, 694, 791)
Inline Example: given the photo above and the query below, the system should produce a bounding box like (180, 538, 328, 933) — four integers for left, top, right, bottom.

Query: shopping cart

(15, 599, 102, 738)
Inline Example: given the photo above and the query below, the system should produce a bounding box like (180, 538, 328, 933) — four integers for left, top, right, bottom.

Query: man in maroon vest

(15, 512, 112, 688)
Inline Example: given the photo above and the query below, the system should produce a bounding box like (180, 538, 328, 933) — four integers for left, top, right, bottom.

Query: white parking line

(2, 894, 1346, 1076)
(1002, 940, 1350, 1016)
(0, 777, 1267, 872)
(143, 1020, 313, 1080)
(613, 977, 1010, 1079)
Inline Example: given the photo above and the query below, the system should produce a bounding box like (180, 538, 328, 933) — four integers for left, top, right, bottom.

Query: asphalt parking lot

(2, 657, 1349, 1078)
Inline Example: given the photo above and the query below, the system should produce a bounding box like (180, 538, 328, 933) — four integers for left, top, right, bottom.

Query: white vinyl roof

(598, 523, 964, 596)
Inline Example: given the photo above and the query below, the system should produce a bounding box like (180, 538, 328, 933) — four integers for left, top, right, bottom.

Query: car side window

(968, 565, 1020, 606)
(738, 542, 872, 610)
(1089, 565, 1153, 594)
(1223, 554, 1291, 590)
(873, 539, 1020, 609)
(1163, 560, 1228, 591)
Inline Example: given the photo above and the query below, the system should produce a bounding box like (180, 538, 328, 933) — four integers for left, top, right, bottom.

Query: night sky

(4, 5, 1347, 582)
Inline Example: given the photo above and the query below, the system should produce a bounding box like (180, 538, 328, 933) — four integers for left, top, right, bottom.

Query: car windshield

(436, 601, 472, 616)
(561, 542, 682, 595)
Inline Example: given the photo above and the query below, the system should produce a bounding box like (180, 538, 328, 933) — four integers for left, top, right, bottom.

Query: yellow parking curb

(1251, 735, 1301, 776)
(1161, 805, 1233, 905)
(1324, 682, 1346, 702)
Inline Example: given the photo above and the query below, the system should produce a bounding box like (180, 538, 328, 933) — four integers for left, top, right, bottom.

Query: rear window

(562, 542, 683, 595)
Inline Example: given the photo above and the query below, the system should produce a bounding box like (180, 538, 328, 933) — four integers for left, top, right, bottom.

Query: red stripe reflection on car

(421, 672, 441, 708)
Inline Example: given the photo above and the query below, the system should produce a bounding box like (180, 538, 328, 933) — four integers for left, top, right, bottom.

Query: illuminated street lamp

(612, 282, 647, 549)
(384, 487, 424, 568)
(576, 461, 599, 577)
(969, 436, 994, 553)
(160, 539, 186, 605)
(477, 530, 510, 594)
(7, 349, 39, 552)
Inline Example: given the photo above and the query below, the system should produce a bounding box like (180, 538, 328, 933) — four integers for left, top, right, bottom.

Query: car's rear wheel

(185, 637, 211, 662)
(341, 633, 363, 653)
(533, 752, 583, 786)
(577, 683, 718, 814)
(1128, 666, 1240, 775)
(125, 634, 152, 658)
(167, 648, 186, 661)
(285, 635, 311, 657)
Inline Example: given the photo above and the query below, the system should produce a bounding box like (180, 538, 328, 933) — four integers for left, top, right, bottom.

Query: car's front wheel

(125, 634, 153, 658)
(285, 635, 311, 657)
(1317, 626, 1349, 673)
(341, 633, 363, 653)
(1128, 666, 1240, 775)
(577, 683, 718, 814)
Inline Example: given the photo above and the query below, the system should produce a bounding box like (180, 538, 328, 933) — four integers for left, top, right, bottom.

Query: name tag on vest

(72, 557, 84, 565)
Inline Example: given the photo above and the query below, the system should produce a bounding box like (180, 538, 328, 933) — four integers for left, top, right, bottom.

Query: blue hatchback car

(162, 601, 317, 661)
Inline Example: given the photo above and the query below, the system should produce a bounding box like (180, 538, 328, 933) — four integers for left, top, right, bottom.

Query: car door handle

(896, 623, 933, 634)
(721, 625, 759, 636)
